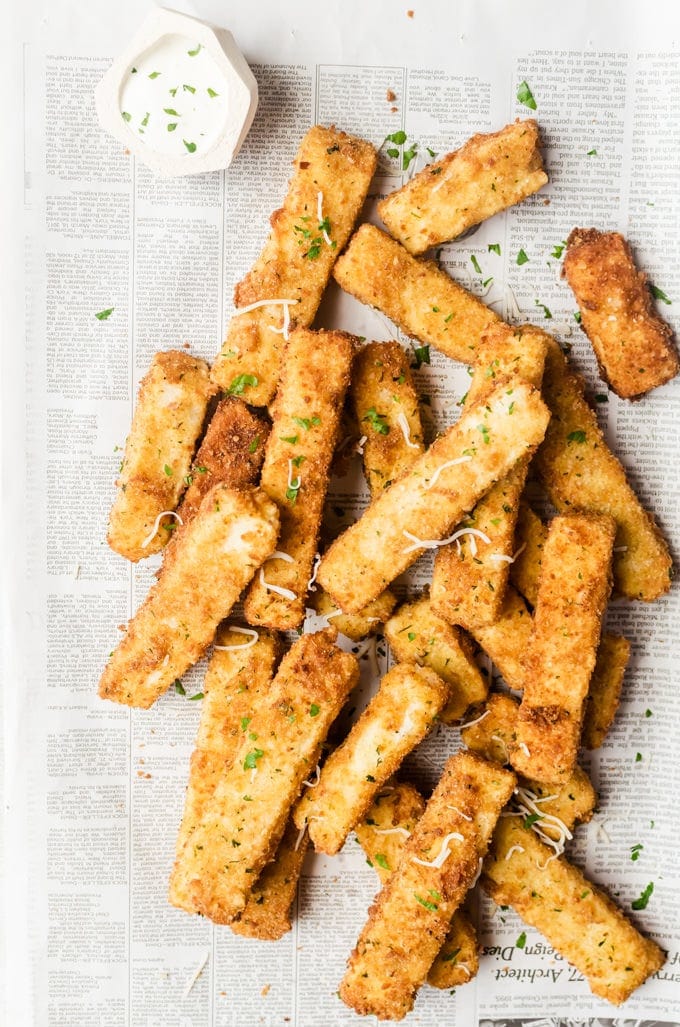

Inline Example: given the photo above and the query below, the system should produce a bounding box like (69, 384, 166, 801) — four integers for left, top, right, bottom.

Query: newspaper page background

(3, 0, 680, 1024)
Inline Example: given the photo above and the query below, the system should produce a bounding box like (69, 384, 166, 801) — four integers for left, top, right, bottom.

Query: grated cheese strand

(355, 434, 368, 455)
(446, 805, 473, 821)
(459, 708, 491, 731)
(303, 765, 321, 789)
(141, 510, 183, 549)
(412, 831, 466, 869)
(213, 625, 259, 652)
(307, 553, 321, 591)
(373, 826, 411, 839)
(234, 297, 299, 315)
(258, 567, 297, 601)
(401, 526, 491, 556)
(287, 458, 301, 492)
(317, 190, 333, 247)
(293, 823, 307, 852)
(396, 411, 420, 449)
(424, 455, 473, 491)
(266, 550, 295, 563)
(183, 950, 210, 999)
(505, 844, 525, 861)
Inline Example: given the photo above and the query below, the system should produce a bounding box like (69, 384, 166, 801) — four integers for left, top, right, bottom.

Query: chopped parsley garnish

(587, 148, 597, 156)
(402, 143, 418, 170)
(207, 88, 219, 98)
(523, 812, 541, 829)
(470, 254, 482, 275)
(650, 284, 671, 305)
(442, 947, 461, 963)
(595, 393, 608, 403)
(645, 708, 653, 717)
(121, 111, 131, 122)
(407, 632, 416, 641)
(248, 436, 260, 453)
(374, 853, 390, 870)
(535, 300, 553, 319)
(183, 83, 196, 93)
(574, 311, 582, 324)
(95, 308, 114, 320)
(631, 882, 654, 910)
(187, 691, 204, 701)
(309, 704, 320, 717)
(164, 107, 180, 116)
(183, 140, 197, 154)
(477, 423, 490, 444)
(240, 717, 252, 731)
(148, 71, 161, 79)
(363, 408, 390, 435)
(412, 344, 430, 369)
(630, 843, 644, 862)
(426, 146, 437, 158)
(516, 931, 527, 948)
(228, 374, 258, 396)
(516, 248, 529, 266)
(163, 464, 173, 476)
(567, 430, 587, 444)
(551, 241, 567, 259)
(169, 87, 178, 97)
(488, 243, 501, 255)
(243, 748, 264, 770)
(174, 680, 186, 695)
(635, 752, 643, 763)
(414, 893, 438, 911)
(167, 123, 178, 132)
(280, 434, 298, 445)
(385, 130, 407, 146)
(188, 44, 202, 56)
(516, 80, 537, 110)
(293, 415, 321, 431)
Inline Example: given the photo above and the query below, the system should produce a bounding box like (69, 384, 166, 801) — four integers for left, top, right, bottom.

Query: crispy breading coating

(431, 325, 548, 628)
(169, 627, 281, 913)
(98, 485, 280, 709)
(535, 337, 672, 600)
(310, 587, 397, 641)
(340, 752, 515, 1020)
(211, 126, 377, 405)
(351, 341, 425, 497)
(482, 819, 665, 1005)
(180, 629, 358, 924)
(564, 228, 678, 399)
(243, 329, 354, 629)
(384, 596, 487, 722)
(355, 783, 480, 990)
(333, 224, 499, 364)
(176, 397, 268, 524)
(107, 351, 214, 561)
(511, 513, 616, 785)
(317, 379, 550, 613)
(510, 500, 548, 606)
(294, 663, 449, 855)
(451, 585, 532, 692)
(379, 120, 548, 254)
(583, 633, 631, 750)
(230, 815, 310, 941)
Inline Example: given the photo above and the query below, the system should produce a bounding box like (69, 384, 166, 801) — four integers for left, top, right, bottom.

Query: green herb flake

(386, 147, 400, 159)
(412, 344, 431, 369)
(630, 843, 644, 862)
(595, 393, 608, 403)
(243, 748, 264, 770)
(645, 708, 653, 717)
(567, 430, 587, 444)
(293, 415, 321, 431)
(174, 679, 186, 695)
(574, 311, 582, 324)
(551, 241, 567, 259)
(535, 300, 553, 319)
(248, 436, 260, 454)
(363, 408, 390, 435)
(148, 71, 161, 79)
(163, 464, 173, 476)
(517, 80, 537, 110)
(516, 248, 529, 266)
(167, 123, 178, 132)
(407, 632, 417, 641)
(183, 140, 197, 154)
(228, 374, 258, 396)
(94, 308, 114, 321)
(169, 87, 178, 97)
(164, 108, 180, 116)
(240, 717, 252, 731)
(426, 146, 437, 158)
(309, 704, 320, 717)
(587, 148, 597, 156)
(650, 284, 671, 305)
(207, 88, 219, 98)
(121, 111, 132, 122)
(188, 691, 204, 701)
(140, 112, 150, 128)
(403, 144, 418, 170)
(477, 423, 490, 444)
(470, 254, 483, 275)
(385, 130, 407, 145)
(523, 812, 541, 829)
(374, 853, 390, 870)
(516, 931, 527, 948)
(635, 752, 643, 763)
(488, 243, 501, 255)
(188, 44, 202, 56)
(280, 434, 298, 445)
(183, 83, 196, 93)
(632, 882, 654, 910)
(414, 893, 438, 911)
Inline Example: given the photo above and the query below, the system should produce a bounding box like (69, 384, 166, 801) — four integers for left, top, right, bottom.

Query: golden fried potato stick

(379, 120, 548, 255)
(511, 513, 616, 785)
(230, 815, 310, 941)
(211, 126, 377, 405)
(564, 228, 678, 399)
(309, 587, 397, 641)
(181, 629, 358, 924)
(431, 325, 548, 628)
(535, 337, 672, 600)
(340, 752, 515, 1020)
(456, 585, 532, 692)
(169, 626, 281, 913)
(384, 596, 487, 722)
(351, 340, 425, 497)
(482, 819, 665, 1005)
(333, 224, 499, 364)
(107, 351, 215, 562)
(510, 500, 548, 606)
(317, 379, 550, 613)
(243, 329, 355, 629)
(355, 783, 480, 991)
(294, 663, 449, 855)
(176, 397, 268, 525)
(582, 633, 631, 750)
(98, 485, 280, 709)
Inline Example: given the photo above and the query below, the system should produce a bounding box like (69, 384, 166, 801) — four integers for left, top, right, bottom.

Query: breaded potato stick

(351, 341, 425, 497)
(384, 597, 487, 722)
(310, 587, 397, 641)
(294, 663, 449, 855)
(98, 485, 280, 709)
(176, 397, 268, 524)
(564, 228, 678, 399)
(317, 379, 550, 613)
(107, 351, 214, 561)
(333, 224, 499, 364)
(182, 629, 358, 924)
(169, 626, 281, 913)
(379, 120, 548, 255)
(510, 500, 548, 606)
(211, 126, 377, 405)
(230, 815, 309, 941)
(431, 325, 548, 628)
(451, 585, 532, 692)
(535, 337, 672, 600)
(355, 783, 480, 990)
(582, 633, 631, 750)
(243, 329, 354, 629)
(482, 819, 665, 1005)
(340, 752, 515, 1020)
(511, 513, 616, 785)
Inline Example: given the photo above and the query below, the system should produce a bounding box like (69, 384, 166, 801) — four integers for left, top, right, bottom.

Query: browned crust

(510, 513, 616, 784)
(310, 588, 397, 642)
(351, 340, 424, 497)
(333, 224, 500, 364)
(211, 125, 377, 405)
(582, 633, 631, 749)
(564, 228, 678, 399)
(535, 338, 672, 600)
(379, 119, 548, 254)
(510, 500, 548, 607)
(453, 585, 532, 693)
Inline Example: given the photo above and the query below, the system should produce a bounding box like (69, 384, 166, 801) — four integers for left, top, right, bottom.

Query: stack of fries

(99, 118, 675, 1019)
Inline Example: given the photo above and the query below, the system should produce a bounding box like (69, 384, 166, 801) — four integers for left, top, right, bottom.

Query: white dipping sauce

(119, 33, 229, 157)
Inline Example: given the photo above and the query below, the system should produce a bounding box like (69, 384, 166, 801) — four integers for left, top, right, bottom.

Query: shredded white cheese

(613, 545, 628, 552)
(412, 832, 465, 869)
(510, 785, 573, 866)
(235, 297, 299, 314)
(505, 844, 525, 861)
(183, 950, 210, 999)
(287, 458, 301, 492)
(459, 708, 491, 731)
(355, 434, 368, 455)
(518, 742, 531, 757)
(303, 765, 321, 789)
(456, 963, 472, 978)
(396, 411, 420, 449)
(307, 553, 321, 591)
(266, 550, 295, 563)
(293, 823, 307, 851)
(141, 509, 183, 549)
(214, 625, 259, 651)
(446, 805, 473, 821)
(401, 526, 491, 556)
(489, 552, 514, 564)
(424, 455, 473, 491)
(258, 567, 297, 601)
(471, 857, 484, 887)
(504, 285, 522, 321)
(317, 190, 333, 247)
(373, 826, 411, 839)
(325, 608, 344, 620)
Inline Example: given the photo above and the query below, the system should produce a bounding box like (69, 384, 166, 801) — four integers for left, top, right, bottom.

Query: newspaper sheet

(3, 0, 680, 1024)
